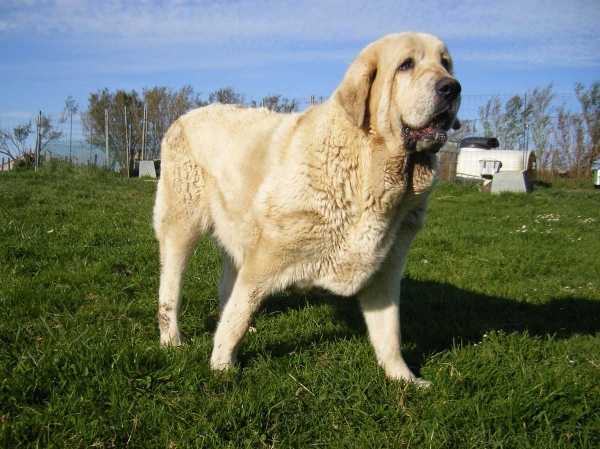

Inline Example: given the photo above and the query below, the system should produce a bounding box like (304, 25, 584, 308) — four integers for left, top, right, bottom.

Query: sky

(1, 0, 599, 128)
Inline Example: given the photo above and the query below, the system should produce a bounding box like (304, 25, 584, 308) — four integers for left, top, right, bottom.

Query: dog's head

(334, 32, 461, 154)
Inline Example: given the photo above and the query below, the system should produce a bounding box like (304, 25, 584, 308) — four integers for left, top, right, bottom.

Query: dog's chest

(319, 153, 436, 294)
(310, 201, 405, 296)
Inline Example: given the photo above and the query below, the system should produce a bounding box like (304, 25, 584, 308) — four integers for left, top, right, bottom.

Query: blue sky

(1, 0, 599, 127)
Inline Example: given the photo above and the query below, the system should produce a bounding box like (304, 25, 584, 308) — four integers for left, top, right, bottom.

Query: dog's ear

(452, 118, 461, 130)
(334, 50, 378, 127)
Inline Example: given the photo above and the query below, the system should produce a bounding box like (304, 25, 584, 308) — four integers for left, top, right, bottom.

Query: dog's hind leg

(154, 118, 214, 347)
(156, 228, 199, 347)
(155, 196, 200, 347)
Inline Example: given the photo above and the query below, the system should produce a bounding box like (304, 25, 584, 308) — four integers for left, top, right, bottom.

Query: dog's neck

(299, 103, 437, 227)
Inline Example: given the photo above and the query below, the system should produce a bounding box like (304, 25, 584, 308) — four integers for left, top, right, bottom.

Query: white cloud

(1, 0, 596, 40)
(1, 0, 599, 68)
(0, 111, 33, 120)
(457, 36, 600, 69)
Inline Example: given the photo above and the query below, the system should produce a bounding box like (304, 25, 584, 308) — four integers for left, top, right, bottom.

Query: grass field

(1, 162, 599, 448)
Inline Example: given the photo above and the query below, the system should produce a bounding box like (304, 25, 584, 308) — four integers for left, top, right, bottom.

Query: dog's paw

(384, 365, 431, 388)
(210, 357, 234, 371)
(159, 332, 188, 348)
(411, 377, 432, 389)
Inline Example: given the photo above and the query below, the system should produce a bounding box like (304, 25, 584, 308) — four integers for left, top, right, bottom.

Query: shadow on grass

(234, 277, 600, 369)
(400, 278, 600, 349)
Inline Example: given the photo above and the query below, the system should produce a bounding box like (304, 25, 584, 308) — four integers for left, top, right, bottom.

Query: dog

(154, 32, 461, 386)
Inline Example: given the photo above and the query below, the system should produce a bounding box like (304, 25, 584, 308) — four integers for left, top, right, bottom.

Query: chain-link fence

(444, 91, 599, 183)
(1, 112, 105, 172)
(444, 117, 598, 184)
(1, 96, 328, 175)
(2, 93, 597, 184)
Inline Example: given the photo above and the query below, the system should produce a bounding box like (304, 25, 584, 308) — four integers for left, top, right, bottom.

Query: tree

(142, 85, 206, 160)
(526, 84, 555, 170)
(208, 87, 246, 105)
(501, 95, 531, 151)
(82, 88, 111, 167)
(251, 94, 300, 113)
(36, 96, 80, 158)
(575, 81, 600, 170)
(83, 86, 207, 167)
(82, 88, 144, 171)
(0, 121, 33, 163)
(479, 94, 532, 150)
(63, 95, 79, 119)
(0, 97, 77, 166)
(477, 96, 502, 139)
(551, 103, 588, 176)
(448, 118, 475, 142)
(551, 104, 574, 172)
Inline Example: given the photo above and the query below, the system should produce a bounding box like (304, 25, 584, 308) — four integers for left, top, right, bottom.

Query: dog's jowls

(154, 32, 461, 386)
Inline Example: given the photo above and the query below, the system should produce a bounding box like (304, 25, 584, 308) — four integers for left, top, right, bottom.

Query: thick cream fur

(154, 32, 460, 385)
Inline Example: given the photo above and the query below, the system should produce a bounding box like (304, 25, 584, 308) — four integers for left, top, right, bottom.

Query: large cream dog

(154, 32, 461, 385)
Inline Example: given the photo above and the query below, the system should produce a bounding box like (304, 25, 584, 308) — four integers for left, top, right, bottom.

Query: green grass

(1, 163, 599, 448)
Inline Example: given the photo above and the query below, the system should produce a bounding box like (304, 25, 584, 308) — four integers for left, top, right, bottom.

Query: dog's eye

(441, 58, 450, 71)
(398, 58, 413, 71)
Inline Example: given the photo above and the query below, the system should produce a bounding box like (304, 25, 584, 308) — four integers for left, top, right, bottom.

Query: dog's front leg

(210, 268, 270, 371)
(358, 269, 427, 385)
(358, 205, 431, 387)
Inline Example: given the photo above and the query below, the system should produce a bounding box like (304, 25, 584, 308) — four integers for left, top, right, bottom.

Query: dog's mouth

(402, 111, 455, 153)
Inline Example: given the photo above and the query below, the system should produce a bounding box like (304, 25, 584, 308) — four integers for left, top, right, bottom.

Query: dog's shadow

(227, 277, 600, 368)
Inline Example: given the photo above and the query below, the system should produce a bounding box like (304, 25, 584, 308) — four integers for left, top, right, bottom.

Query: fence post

(69, 112, 73, 164)
(105, 109, 109, 169)
(34, 111, 42, 171)
(523, 92, 529, 172)
(124, 106, 130, 178)
(142, 106, 147, 161)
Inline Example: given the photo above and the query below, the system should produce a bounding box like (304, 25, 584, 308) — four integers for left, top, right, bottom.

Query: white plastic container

(438, 139, 537, 182)
(456, 148, 536, 179)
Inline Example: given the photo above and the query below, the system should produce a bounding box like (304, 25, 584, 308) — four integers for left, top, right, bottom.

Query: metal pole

(124, 106, 129, 178)
(141, 106, 145, 161)
(105, 109, 109, 169)
(523, 92, 528, 170)
(523, 92, 527, 149)
(35, 111, 42, 171)
(142, 106, 147, 161)
(69, 113, 73, 164)
(129, 123, 132, 176)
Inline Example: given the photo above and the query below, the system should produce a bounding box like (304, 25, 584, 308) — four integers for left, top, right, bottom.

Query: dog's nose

(436, 78, 461, 101)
